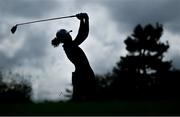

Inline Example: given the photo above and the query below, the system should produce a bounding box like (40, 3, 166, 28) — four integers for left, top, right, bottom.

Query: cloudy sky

(0, 0, 179, 102)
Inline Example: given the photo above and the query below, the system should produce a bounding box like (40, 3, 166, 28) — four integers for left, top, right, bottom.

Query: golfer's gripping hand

(76, 13, 89, 20)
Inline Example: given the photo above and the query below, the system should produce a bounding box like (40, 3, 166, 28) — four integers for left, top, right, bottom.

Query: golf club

(11, 15, 76, 34)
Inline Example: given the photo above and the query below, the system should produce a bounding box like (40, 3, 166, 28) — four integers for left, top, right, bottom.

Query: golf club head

(11, 25, 17, 34)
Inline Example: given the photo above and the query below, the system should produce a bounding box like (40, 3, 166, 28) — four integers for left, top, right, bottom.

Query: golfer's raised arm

(74, 13, 89, 46)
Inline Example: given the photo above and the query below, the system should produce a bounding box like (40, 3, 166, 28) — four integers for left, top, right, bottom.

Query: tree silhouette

(112, 23, 171, 97)
(0, 71, 32, 103)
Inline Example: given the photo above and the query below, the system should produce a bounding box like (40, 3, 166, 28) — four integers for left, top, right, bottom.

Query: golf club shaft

(16, 15, 76, 26)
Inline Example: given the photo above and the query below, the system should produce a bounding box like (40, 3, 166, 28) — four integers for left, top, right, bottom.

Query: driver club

(11, 15, 76, 34)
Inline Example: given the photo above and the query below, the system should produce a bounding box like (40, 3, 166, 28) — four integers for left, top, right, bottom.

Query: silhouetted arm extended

(73, 13, 89, 46)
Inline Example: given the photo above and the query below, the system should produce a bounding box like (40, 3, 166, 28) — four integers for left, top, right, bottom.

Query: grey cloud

(172, 56, 180, 69)
(77, 0, 180, 33)
(0, 29, 48, 69)
(0, 0, 58, 69)
(106, 0, 180, 33)
(0, 0, 59, 18)
(0, 21, 49, 70)
(14, 32, 48, 67)
(166, 21, 180, 34)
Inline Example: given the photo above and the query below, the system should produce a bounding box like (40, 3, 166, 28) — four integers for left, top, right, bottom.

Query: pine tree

(113, 23, 171, 90)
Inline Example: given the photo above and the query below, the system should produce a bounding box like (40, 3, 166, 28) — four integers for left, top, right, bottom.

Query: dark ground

(0, 99, 179, 116)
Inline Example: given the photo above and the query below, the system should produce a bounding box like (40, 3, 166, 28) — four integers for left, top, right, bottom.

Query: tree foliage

(0, 71, 32, 103)
(117, 23, 170, 74)
(113, 23, 171, 89)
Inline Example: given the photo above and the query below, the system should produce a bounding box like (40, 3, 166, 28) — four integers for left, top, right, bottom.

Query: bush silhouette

(0, 71, 32, 103)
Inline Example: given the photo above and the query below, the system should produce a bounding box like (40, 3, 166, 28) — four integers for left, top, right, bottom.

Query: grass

(0, 99, 179, 115)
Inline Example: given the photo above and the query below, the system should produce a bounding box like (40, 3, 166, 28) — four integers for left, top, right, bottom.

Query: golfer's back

(63, 43, 93, 73)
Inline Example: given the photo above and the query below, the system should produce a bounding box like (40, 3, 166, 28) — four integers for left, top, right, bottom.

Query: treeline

(0, 71, 31, 103)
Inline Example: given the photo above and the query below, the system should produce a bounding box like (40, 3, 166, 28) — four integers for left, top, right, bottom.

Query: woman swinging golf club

(51, 13, 95, 101)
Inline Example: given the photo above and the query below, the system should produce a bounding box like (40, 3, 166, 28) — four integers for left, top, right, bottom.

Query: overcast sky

(0, 0, 180, 102)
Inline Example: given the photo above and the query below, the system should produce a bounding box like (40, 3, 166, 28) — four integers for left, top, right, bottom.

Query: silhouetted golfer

(51, 13, 95, 101)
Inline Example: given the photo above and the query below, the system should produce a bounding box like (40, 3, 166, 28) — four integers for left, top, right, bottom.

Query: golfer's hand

(76, 13, 89, 20)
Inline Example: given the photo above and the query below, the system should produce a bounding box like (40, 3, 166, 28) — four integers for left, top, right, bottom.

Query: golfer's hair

(51, 37, 61, 47)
